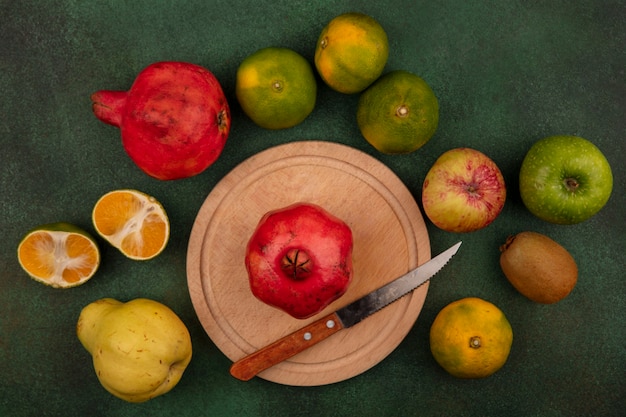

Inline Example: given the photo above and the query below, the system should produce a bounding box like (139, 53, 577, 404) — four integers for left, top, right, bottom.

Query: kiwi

(499, 231, 578, 304)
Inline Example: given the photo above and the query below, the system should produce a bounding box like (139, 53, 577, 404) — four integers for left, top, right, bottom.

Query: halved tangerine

(92, 189, 169, 260)
(18, 222, 100, 288)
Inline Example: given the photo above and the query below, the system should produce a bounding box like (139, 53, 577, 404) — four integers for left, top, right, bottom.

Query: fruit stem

(281, 248, 312, 280)
(217, 108, 229, 131)
(469, 336, 481, 349)
(396, 104, 409, 118)
(564, 177, 580, 192)
(272, 80, 284, 93)
(499, 235, 516, 253)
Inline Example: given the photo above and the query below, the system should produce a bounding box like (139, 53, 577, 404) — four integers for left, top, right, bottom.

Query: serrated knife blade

(230, 241, 462, 381)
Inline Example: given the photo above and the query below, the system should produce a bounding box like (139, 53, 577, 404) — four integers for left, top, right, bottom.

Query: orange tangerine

(92, 189, 169, 260)
(315, 12, 389, 94)
(17, 222, 100, 288)
(236, 47, 317, 130)
(357, 70, 439, 154)
(430, 297, 513, 378)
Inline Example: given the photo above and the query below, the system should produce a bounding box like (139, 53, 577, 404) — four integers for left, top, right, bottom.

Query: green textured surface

(1, 1, 624, 416)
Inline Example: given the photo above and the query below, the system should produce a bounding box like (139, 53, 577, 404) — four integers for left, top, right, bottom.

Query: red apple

(245, 203, 353, 319)
(422, 148, 506, 233)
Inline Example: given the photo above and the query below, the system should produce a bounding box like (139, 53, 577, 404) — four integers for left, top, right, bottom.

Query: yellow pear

(77, 298, 192, 402)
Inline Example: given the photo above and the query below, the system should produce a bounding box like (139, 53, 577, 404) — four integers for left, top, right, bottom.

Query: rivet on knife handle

(230, 312, 344, 381)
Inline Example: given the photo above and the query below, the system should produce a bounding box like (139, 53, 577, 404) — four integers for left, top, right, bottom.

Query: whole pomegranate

(91, 61, 231, 180)
(245, 203, 353, 319)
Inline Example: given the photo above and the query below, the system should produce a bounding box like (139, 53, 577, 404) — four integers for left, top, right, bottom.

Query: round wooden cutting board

(187, 141, 430, 386)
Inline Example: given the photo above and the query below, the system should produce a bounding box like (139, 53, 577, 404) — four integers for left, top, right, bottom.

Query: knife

(230, 241, 462, 381)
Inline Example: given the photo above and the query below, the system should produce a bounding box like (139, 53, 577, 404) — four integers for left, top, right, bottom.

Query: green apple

(422, 148, 506, 233)
(519, 135, 613, 224)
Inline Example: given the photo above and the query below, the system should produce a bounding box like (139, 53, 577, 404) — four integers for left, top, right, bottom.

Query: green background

(1, 1, 624, 416)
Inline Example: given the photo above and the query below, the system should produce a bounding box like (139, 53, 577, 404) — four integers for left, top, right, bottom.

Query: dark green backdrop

(1, 1, 624, 416)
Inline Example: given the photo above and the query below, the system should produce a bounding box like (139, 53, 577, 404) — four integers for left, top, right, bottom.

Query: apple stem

(564, 178, 579, 192)
(465, 184, 479, 196)
(281, 249, 312, 280)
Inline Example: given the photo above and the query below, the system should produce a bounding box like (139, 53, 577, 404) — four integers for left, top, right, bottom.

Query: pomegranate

(91, 61, 231, 180)
(245, 203, 353, 319)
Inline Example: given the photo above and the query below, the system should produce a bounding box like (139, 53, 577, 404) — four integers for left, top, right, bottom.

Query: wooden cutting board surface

(187, 141, 431, 386)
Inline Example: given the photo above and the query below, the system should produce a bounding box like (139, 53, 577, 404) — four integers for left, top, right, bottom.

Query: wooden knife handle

(229, 312, 344, 381)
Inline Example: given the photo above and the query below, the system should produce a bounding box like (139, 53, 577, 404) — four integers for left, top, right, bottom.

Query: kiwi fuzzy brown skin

(499, 231, 578, 304)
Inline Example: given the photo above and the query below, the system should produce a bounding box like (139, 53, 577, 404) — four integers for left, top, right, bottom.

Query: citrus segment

(92, 189, 169, 260)
(236, 47, 317, 130)
(17, 223, 100, 288)
(357, 70, 439, 154)
(429, 297, 513, 378)
(315, 12, 389, 94)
